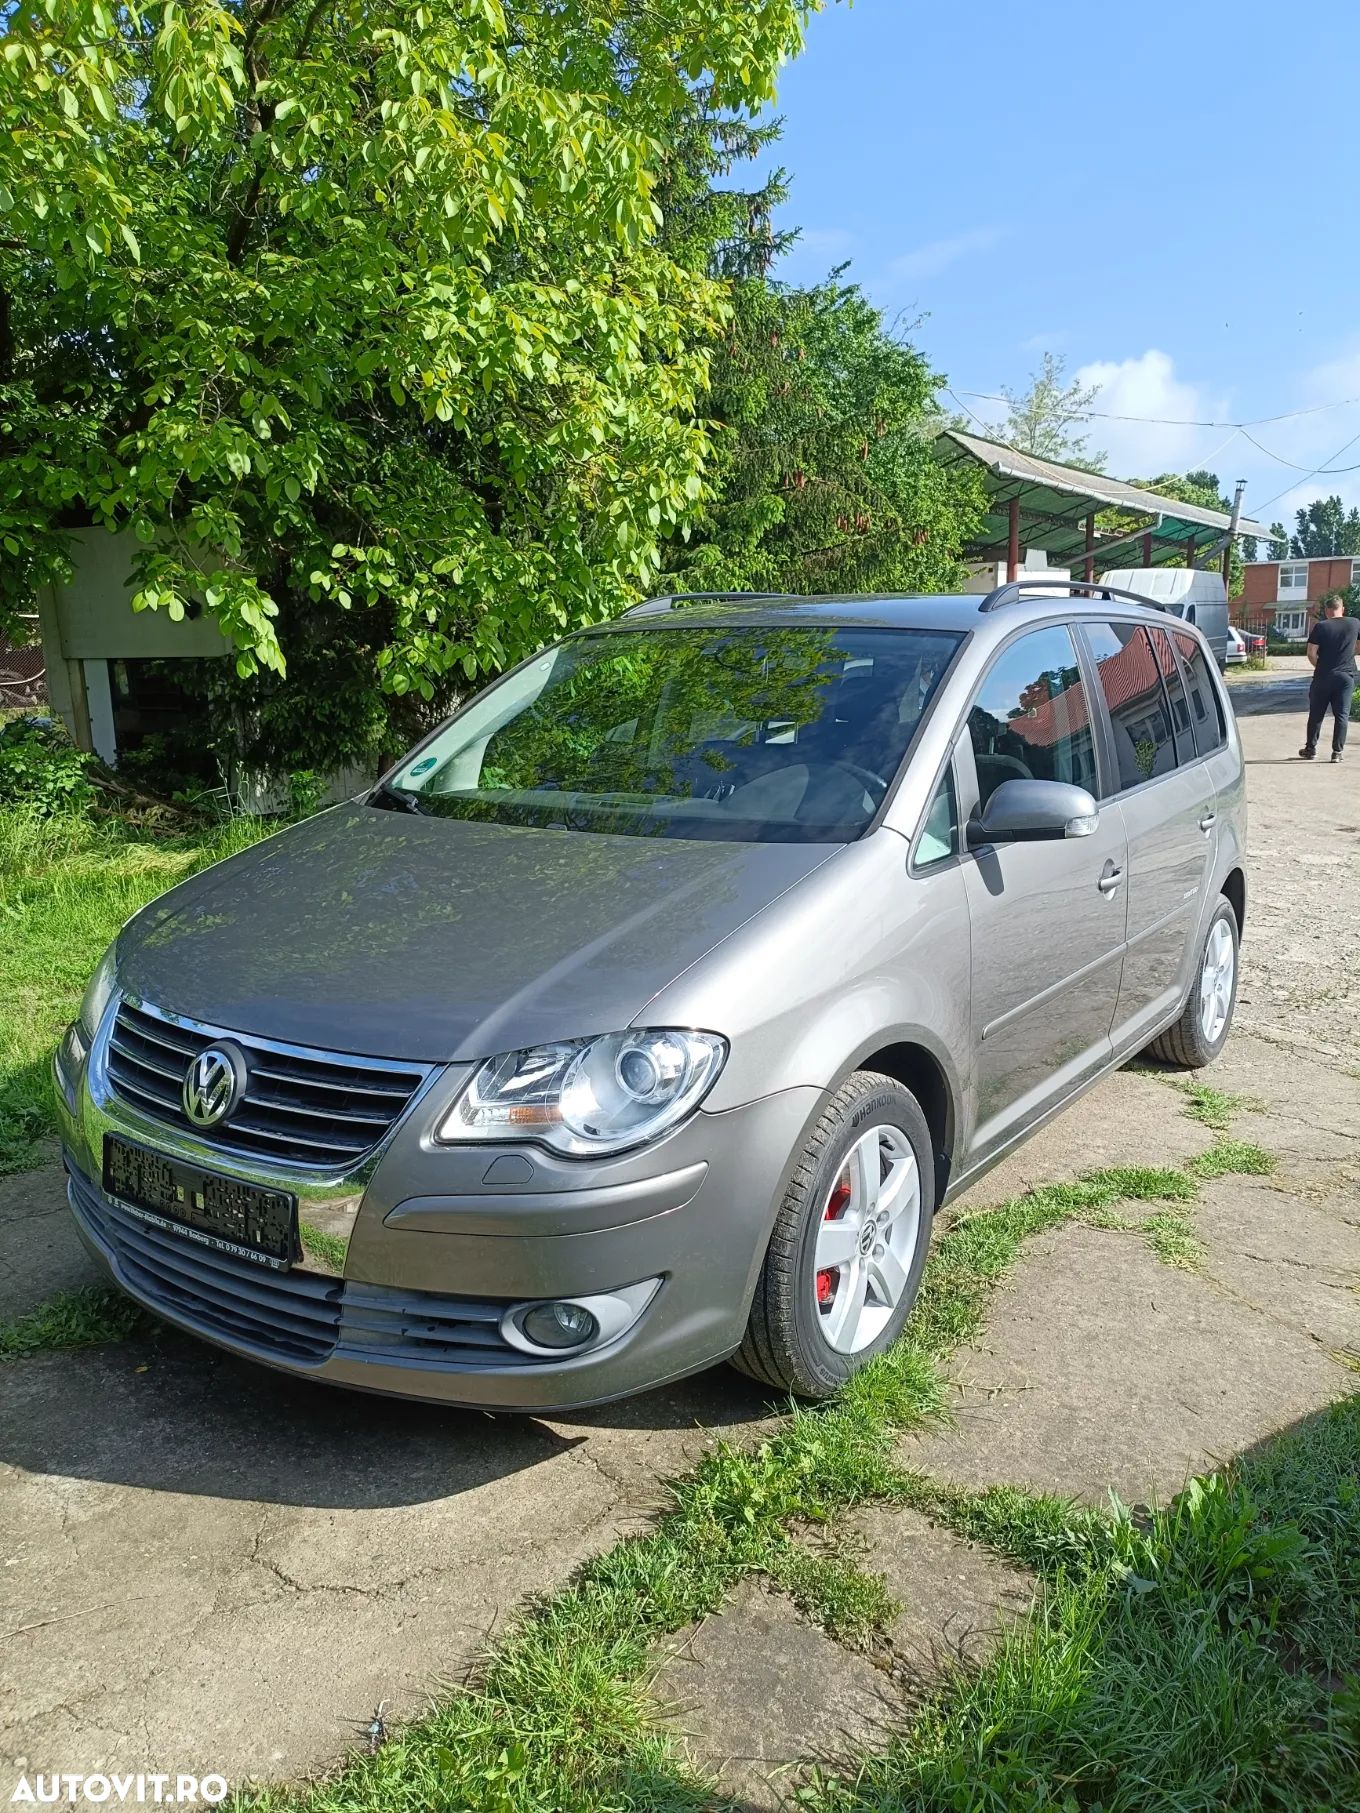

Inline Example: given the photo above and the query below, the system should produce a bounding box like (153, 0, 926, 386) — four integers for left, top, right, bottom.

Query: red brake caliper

(817, 1168, 852, 1309)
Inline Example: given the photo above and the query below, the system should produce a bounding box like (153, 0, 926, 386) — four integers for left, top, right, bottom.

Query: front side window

(381, 624, 961, 844)
(1172, 629, 1227, 756)
(1086, 622, 1179, 793)
(916, 764, 958, 867)
(967, 625, 1098, 810)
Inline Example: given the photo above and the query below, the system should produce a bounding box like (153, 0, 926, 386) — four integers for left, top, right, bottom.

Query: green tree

(1100, 470, 1246, 596)
(661, 275, 985, 596)
(0, 0, 815, 751)
(1289, 495, 1360, 557)
(1269, 521, 1289, 559)
(996, 352, 1106, 471)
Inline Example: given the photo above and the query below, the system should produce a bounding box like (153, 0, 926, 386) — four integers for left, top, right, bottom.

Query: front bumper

(57, 1014, 820, 1410)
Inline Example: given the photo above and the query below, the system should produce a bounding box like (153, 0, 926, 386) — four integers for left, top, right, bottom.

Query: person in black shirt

(1301, 595, 1359, 762)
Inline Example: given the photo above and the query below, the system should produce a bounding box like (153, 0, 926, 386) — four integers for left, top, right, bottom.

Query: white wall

(43, 529, 232, 660)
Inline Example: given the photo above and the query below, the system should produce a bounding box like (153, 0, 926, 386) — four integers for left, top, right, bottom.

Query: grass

(1189, 1138, 1277, 1179)
(0, 1283, 145, 1358)
(230, 1137, 1306, 1813)
(0, 804, 273, 1172)
(767, 1542, 901, 1647)
(1175, 1079, 1260, 1130)
(807, 1399, 1360, 1813)
(298, 1222, 350, 1270)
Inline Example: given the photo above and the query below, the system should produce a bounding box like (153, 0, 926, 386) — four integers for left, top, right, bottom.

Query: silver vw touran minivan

(58, 583, 1246, 1408)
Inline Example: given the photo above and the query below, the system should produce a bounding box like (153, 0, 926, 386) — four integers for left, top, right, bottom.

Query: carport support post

(1083, 512, 1095, 583)
(1185, 537, 1196, 569)
(1142, 531, 1154, 565)
(1007, 496, 1020, 581)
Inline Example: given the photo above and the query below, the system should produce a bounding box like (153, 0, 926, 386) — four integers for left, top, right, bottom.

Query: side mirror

(966, 778, 1099, 849)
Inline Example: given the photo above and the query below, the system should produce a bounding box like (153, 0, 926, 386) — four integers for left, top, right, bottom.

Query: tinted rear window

(1172, 630, 1227, 756)
(1085, 622, 1178, 794)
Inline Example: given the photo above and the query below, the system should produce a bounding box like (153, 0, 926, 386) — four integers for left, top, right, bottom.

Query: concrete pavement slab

(899, 1221, 1355, 1508)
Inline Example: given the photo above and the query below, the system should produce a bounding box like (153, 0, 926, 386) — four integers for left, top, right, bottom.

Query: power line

(1249, 431, 1360, 516)
(953, 388, 1360, 431)
(1237, 426, 1360, 475)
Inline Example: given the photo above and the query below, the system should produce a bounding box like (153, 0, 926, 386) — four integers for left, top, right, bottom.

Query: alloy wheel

(813, 1124, 921, 1354)
(1199, 918, 1235, 1044)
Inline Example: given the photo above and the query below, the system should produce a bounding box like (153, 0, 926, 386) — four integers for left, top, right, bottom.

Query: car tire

(1146, 896, 1240, 1069)
(731, 1071, 935, 1399)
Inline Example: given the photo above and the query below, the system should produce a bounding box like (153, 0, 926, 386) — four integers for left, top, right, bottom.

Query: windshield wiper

(369, 779, 430, 815)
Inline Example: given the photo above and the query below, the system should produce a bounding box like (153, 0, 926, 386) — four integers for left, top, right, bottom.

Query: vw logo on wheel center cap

(182, 1042, 248, 1128)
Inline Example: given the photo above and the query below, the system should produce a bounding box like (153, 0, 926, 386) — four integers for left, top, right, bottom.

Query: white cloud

(1074, 350, 1230, 479)
(1021, 329, 1067, 354)
(889, 226, 1004, 284)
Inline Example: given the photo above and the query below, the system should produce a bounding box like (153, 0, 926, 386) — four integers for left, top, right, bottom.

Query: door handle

(1097, 862, 1123, 895)
(1199, 811, 1217, 833)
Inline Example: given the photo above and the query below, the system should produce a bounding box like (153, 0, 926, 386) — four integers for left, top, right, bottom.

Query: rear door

(958, 622, 1128, 1169)
(1080, 620, 1216, 1052)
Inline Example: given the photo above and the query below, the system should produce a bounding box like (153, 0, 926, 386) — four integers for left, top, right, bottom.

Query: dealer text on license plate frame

(102, 1135, 298, 1270)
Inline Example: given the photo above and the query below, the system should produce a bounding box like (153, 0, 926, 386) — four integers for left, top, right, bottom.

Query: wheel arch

(1221, 865, 1247, 936)
(832, 1033, 960, 1208)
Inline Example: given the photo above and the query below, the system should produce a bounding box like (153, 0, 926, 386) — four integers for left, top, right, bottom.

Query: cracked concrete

(653, 1579, 903, 1810)
(4, 680, 1359, 1795)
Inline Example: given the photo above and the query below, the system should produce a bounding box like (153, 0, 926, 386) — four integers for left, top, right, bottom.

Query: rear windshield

(377, 624, 962, 843)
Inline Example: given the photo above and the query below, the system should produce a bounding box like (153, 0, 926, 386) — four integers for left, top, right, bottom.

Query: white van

(1100, 569, 1230, 671)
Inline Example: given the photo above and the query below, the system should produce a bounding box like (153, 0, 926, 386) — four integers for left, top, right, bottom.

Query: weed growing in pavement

(1173, 1080, 1261, 1130)
(767, 1542, 901, 1646)
(1188, 1139, 1277, 1179)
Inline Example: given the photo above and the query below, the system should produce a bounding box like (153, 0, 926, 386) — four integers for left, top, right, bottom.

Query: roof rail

(624, 590, 790, 619)
(979, 577, 1159, 615)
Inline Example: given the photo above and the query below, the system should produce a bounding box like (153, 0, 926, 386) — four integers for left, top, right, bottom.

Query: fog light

(519, 1301, 599, 1350)
(500, 1279, 661, 1358)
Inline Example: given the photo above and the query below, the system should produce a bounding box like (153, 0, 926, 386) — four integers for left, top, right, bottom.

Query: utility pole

(1221, 480, 1246, 588)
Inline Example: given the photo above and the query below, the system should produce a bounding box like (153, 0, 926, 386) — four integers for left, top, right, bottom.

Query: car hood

(115, 803, 840, 1061)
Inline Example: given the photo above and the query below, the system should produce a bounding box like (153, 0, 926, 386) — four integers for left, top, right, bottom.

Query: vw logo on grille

(182, 1042, 248, 1128)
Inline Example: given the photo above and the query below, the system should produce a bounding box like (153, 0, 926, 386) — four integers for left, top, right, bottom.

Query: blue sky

(761, 0, 1360, 535)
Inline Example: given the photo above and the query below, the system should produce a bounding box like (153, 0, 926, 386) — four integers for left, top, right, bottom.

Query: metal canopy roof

(935, 428, 1274, 568)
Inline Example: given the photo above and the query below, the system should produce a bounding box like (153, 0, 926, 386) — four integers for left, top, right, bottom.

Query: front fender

(643, 832, 974, 1166)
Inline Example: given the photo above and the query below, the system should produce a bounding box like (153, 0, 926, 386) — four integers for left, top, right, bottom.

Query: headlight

(438, 1029, 727, 1157)
(78, 944, 118, 1039)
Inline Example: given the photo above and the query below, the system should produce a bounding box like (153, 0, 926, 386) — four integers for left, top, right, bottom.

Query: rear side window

(968, 625, 1098, 809)
(1172, 630, 1227, 756)
(1150, 625, 1193, 758)
(1085, 622, 1178, 794)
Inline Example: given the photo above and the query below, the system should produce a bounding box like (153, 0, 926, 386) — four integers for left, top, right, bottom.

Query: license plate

(103, 1135, 297, 1270)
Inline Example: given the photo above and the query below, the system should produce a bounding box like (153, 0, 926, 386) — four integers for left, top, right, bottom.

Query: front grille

(105, 999, 430, 1171)
(68, 1164, 550, 1371)
(70, 1164, 342, 1363)
(338, 1285, 552, 1370)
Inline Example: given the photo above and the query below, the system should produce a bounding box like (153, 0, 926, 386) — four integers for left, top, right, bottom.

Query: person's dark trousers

(1305, 671, 1357, 754)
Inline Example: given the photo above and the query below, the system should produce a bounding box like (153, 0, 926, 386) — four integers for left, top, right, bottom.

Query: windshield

(378, 624, 962, 844)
